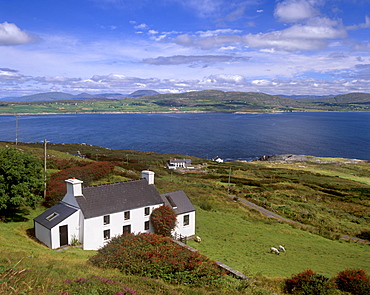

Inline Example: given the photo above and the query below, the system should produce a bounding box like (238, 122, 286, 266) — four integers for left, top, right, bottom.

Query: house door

(59, 225, 68, 247)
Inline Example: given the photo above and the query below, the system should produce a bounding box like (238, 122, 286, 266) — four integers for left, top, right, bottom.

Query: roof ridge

(85, 178, 145, 189)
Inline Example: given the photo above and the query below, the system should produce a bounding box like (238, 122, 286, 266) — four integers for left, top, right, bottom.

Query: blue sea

(0, 112, 369, 161)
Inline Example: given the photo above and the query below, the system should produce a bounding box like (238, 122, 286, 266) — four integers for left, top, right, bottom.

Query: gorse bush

(89, 233, 226, 288)
(284, 269, 334, 295)
(150, 205, 177, 236)
(334, 269, 370, 295)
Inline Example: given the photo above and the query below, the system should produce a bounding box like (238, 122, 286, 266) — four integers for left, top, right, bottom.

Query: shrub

(150, 205, 177, 237)
(334, 269, 370, 295)
(284, 269, 333, 294)
(356, 231, 370, 242)
(89, 233, 226, 288)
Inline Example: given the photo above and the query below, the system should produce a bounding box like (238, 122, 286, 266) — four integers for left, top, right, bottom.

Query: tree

(150, 205, 177, 237)
(0, 147, 44, 212)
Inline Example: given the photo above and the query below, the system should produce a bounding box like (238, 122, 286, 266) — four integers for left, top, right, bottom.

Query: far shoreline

(1, 110, 369, 116)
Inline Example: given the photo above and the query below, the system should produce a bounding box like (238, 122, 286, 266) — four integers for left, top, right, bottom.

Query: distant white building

(34, 171, 196, 250)
(167, 159, 193, 169)
(212, 156, 224, 163)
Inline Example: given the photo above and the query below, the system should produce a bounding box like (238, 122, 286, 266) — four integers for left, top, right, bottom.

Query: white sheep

(195, 236, 202, 243)
(278, 245, 286, 252)
(270, 247, 280, 255)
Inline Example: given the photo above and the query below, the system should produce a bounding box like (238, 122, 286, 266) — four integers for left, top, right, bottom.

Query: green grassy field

(188, 208, 370, 278)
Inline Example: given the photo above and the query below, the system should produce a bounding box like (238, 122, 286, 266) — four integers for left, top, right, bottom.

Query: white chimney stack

(142, 170, 155, 185)
(62, 178, 83, 208)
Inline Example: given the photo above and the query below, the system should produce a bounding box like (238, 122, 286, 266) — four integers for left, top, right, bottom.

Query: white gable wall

(35, 210, 80, 249)
(173, 211, 196, 238)
(51, 210, 80, 249)
(34, 222, 52, 248)
(82, 204, 162, 250)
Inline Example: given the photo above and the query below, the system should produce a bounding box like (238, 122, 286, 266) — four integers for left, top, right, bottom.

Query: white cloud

(0, 68, 26, 81)
(196, 29, 242, 38)
(0, 22, 34, 46)
(170, 15, 347, 52)
(281, 17, 347, 40)
(347, 15, 370, 30)
(274, 0, 320, 23)
(134, 23, 148, 30)
(142, 55, 251, 66)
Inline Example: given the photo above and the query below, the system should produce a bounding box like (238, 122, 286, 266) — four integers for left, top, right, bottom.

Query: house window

(144, 207, 150, 216)
(46, 212, 59, 221)
(144, 221, 150, 230)
(183, 214, 190, 226)
(104, 229, 110, 240)
(124, 211, 130, 220)
(103, 215, 110, 225)
(123, 225, 131, 234)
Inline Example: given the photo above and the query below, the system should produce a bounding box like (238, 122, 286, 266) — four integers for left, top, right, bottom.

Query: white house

(212, 156, 224, 163)
(34, 171, 196, 250)
(167, 159, 193, 169)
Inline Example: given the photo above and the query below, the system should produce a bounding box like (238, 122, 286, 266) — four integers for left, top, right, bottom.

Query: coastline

(1, 110, 369, 116)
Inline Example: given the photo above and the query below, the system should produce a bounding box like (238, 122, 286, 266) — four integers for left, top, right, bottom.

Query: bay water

(0, 112, 369, 161)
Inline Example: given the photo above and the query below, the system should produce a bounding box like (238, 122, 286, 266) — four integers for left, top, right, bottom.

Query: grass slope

(188, 208, 370, 278)
(1, 142, 369, 294)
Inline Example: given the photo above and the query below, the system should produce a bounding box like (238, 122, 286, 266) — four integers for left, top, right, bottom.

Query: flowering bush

(334, 269, 370, 295)
(150, 205, 177, 237)
(284, 270, 333, 295)
(89, 233, 226, 288)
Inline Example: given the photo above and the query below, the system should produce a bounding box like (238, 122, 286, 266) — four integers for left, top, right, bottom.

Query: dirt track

(228, 194, 370, 245)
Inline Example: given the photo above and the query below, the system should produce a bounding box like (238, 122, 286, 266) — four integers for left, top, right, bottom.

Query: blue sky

(1, 0, 370, 97)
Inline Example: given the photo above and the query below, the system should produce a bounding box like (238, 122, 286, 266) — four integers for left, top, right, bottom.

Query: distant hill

(0, 90, 369, 113)
(279, 94, 335, 99)
(127, 90, 160, 97)
(5, 92, 76, 101)
(1, 90, 160, 101)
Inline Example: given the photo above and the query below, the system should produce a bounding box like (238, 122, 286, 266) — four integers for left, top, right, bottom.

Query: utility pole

(227, 166, 231, 193)
(43, 139, 49, 198)
(15, 114, 18, 145)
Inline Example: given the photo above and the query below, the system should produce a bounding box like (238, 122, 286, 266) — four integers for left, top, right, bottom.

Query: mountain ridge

(0, 90, 160, 101)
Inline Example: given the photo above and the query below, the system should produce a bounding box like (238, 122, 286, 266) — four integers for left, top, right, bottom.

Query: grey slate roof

(76, 179, 163, 219)
(34, 202, 78, 229)
(160, 190, 196, 215)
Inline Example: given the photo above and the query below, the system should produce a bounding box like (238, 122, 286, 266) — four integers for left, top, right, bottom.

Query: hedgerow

(89, 233, 226, 288)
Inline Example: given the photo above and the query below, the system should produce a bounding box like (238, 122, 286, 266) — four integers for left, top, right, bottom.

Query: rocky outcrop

(258, 154, 308, 162)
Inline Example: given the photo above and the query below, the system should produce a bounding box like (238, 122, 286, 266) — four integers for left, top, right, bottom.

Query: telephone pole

(15, 114, 18, 145)
(43, 139, 49, 198)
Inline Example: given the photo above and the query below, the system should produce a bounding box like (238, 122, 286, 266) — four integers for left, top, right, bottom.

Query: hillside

(1, 90, 160, 102)
(0, 141, 369, 294)
(0, 90, 369, 114)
